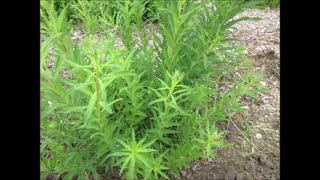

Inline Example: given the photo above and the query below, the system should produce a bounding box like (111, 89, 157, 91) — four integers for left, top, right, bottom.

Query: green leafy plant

(40, 0, 264, 179)
(264, 0, 280, 8)
(243, 0, 280, 8)
(108, 129, 157, 179)
(41, 0, 156, 27)
(40, 0, 78, 24)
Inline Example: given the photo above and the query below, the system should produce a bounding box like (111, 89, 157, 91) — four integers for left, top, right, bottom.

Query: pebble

(259, 81, 267, 86)
(242, 105, 249, 109)
(255, 133, 262, 139)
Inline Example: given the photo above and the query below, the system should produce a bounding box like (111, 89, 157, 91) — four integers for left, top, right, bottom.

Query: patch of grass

(40, 0, 158, 25)
(40, 0, 264, 179)
(265, 0, 280, 8)
(240, 118, 253, 137)
(244, 0, 280, 9)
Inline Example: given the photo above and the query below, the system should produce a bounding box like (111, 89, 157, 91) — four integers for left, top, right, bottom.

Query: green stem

(93, 51, 103, 132)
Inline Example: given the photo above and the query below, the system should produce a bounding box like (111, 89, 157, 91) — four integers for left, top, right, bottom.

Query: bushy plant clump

(40, 0, 263, 179)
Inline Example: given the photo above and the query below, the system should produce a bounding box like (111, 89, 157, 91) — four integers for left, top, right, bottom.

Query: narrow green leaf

(137, 148, 157, 153)
(89, 132, 104, 139)
(120, 155, 132, 175)
(131, 129, 136, 142)
(223, 17, 262, 30)
(158, 170, 170, 179)
(109, 151, 131, 157)
(169, 96, 191, 116)
(69, 73, 94, 94)
(128, 155, 136, 179)
(203, 55, 208, 68)
(40, 33, 61, 67)
(63, 106, 87, 114)
(151, 88, 165, 99)
(136, 154, 151, 168)
(89, 167, 100, 180)
(109, 98, 123, 105)
(116, 139, 131, 149)
(243, 90, 258, 98)
(157, 78, 170, 90)
(148, 98, 167, 106)
(136, 111, 146, 117)
(136, 136, 147, 147)
(77, 124, 100, 131)
(84, 91, 97, 125)
(98, 78, 106, 101)
(161, 121, 181, 128)
(40, 103, 65, 119)
(99, 101, 113, 114)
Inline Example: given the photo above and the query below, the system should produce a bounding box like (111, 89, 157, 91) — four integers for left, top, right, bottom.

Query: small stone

(259, 81, 267, 86)
(242, 105, 249, 110)
(255, 133, 262, 139)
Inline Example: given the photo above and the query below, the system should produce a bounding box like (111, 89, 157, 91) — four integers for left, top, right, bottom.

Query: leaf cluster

(40, 0, 264, 179)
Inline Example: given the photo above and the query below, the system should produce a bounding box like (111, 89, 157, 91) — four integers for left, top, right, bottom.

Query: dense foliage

(40, 0, 264, 179)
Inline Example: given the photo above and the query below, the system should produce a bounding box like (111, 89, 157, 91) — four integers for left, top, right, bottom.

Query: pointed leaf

(158, 170, 170, 179)
(40, 33, 61, 67)
(137, 148, 157, 153)
(118, 155, 130, 175)
(161, 121, 181, 128)
(148, 98, 167, 106)
(99, 101, 113, 114)
(116, 139, 131, 149)
(128, 155, 136, 179)
(141, 139, 157, 149)
(136, 154, 151, 168)
(109, 151, 131, 157)
(223, 17, 262, 30)
(84, 91, 97, 125)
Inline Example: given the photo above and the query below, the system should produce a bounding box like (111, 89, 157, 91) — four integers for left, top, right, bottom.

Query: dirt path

(178, 7, 280, 180)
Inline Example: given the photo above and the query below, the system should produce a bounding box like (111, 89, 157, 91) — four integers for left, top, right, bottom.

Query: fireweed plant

(40, 0, 264, 179)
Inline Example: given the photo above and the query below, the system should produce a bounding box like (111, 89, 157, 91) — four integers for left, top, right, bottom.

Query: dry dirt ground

(43, 7, 280, 180)
(177, 7, 280, 180)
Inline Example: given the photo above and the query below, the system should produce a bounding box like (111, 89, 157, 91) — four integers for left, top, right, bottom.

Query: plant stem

(93, 50, 103, 132)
